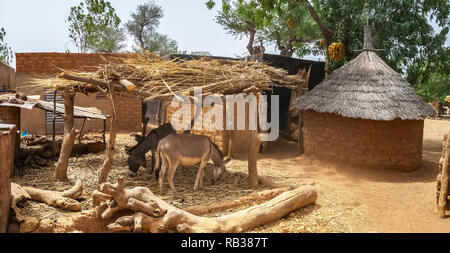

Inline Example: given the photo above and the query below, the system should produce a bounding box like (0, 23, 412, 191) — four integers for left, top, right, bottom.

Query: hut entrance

(266, 86, 292, 135)
(44, 90, 64, 135)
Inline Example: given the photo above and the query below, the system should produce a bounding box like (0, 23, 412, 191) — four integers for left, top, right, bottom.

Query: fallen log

(183, 186, 294, 215)
(233, 171, 280, 189)
(96, 178, 317, 233)
(22, 179, 83, 211)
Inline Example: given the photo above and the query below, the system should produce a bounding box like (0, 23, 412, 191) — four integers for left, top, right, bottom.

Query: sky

(0, 0, 449, 68)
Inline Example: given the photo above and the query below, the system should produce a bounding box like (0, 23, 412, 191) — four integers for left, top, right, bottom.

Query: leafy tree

(125, 1, 163, 50)
(125, 1, 182, 55)
(209, 0, 448, 68)
(0, 28, 13, 65)
(215, 0, 269, 55)
(67, 0, 123, 53)
(258, 2, 321, 57)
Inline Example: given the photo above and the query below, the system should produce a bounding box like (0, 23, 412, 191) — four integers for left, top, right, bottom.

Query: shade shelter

(297, 25, 435, 171)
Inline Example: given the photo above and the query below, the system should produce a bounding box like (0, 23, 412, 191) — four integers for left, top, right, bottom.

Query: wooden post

(297, 65, 311, 154)
(0, 125, 16, 233)
(52, 90, 57, 158)
(78, 118, 87, 143)
(157, 100, 164, 126)
(55, 87, 77, 180)
(102, 119, 106, 145)
(97, 84, 117, 187)
(438, 132, 450, 218)
(248, 130, 260, 188)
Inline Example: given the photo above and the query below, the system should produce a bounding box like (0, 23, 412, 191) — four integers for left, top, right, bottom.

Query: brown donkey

(155, 134, 226, 194)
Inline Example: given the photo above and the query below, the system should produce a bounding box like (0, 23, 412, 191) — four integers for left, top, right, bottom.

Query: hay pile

(32, 52, 301, 100)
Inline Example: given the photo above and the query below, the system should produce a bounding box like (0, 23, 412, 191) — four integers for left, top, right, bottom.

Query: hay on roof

(297, 26, 435, 121)
(31, 52, 301, 100)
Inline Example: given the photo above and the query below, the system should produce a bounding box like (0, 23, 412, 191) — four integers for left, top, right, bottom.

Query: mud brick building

(15, 52, 142, 135)
(297, 26, 435, 171)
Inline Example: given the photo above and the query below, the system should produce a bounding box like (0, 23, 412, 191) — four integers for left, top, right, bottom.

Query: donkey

(127, 123, 176, 177)
(155, 134, 226, 194)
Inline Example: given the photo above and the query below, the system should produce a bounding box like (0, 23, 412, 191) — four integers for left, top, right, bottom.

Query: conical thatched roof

(297, 25, 435, 121)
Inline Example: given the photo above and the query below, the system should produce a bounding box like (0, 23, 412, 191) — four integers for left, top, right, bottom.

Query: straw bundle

(32, 52, 301, 100)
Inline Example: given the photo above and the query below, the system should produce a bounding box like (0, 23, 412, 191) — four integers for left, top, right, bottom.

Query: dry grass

(31, 52, 301, 100)
(12, 134, 272, 224)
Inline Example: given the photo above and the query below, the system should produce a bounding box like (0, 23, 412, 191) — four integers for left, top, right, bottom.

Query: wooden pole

(0, 126, 16, 233)
(297, 65, 311, 154)
(102, 119, 106, 145)
(438, 132, 450, 218)
(97, 84, 117, 187)
(248, 130, 260, 188)
(52, 90, 57, 158)
(55, 87, 77, 181)
(78, 118, 87, 143)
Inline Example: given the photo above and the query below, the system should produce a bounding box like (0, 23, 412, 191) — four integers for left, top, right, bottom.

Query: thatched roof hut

(296, 25, 435, 171)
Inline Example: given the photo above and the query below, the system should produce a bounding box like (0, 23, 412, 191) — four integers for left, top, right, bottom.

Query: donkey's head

(213, 164, 226, 185)
(127, 155, 141, 177)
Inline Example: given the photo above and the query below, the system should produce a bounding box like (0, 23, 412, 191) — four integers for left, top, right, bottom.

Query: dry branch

(183, 186, 294, 215)
(233, 171, 280, 189)
(97, 84, 118, 187)
(96, 178, 317, 233)
(22, 179, 83, 211)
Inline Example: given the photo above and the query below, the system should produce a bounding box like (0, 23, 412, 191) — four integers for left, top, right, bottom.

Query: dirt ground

(241, 118, 450, 233)
(12, 118, 450, 233)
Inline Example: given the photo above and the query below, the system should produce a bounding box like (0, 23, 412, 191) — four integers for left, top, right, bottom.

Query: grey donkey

(155, 134, 226, 194)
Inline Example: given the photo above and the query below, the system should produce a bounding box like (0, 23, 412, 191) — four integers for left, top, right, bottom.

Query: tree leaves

(0, 28, 13, 65)
(67, 0, 124, 53)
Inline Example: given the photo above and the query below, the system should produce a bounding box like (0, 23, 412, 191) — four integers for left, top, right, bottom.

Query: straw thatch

(31, 52, 301, 100)
(297, 26, 435, 121)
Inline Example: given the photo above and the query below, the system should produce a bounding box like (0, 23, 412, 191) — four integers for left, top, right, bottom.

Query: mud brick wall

(0, 106, 20, 130)
(164, 98, 230, 155)
(303, 110, 424, 171)
(15, 53, 141, 134)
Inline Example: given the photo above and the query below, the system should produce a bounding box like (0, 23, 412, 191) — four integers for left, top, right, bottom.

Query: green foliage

(0, 28, 13, 65)
(67, 0, 123, 53)
(259, 2, 321, 57)
(125, 1, 182, 55)
(214, 0, 320, 57)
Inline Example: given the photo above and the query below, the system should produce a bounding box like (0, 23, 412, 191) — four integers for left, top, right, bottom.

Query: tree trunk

(0, 126, 16, 233)
(95, 178, 317, 233)
(55, 87, 76, 181)
(22, 179, 83, 211)
(97, 84, 118, 187)
(438, 132, 450, 218)
(247, 29, 257, 55)
(248, 130, 261, 188)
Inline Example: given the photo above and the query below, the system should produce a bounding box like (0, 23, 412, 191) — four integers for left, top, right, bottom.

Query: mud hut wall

(164, 95, 259, 155)
(164, 97, 230, 155)
(15, 53, 142, 134)
(0, 126, 16, 233)
(303, 110, 424, 171)
(0, 62, 15, 91)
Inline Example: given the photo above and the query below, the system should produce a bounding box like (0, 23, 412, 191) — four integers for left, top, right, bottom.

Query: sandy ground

(12, 118, 450, 233)
(228, 118, 449, 233)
